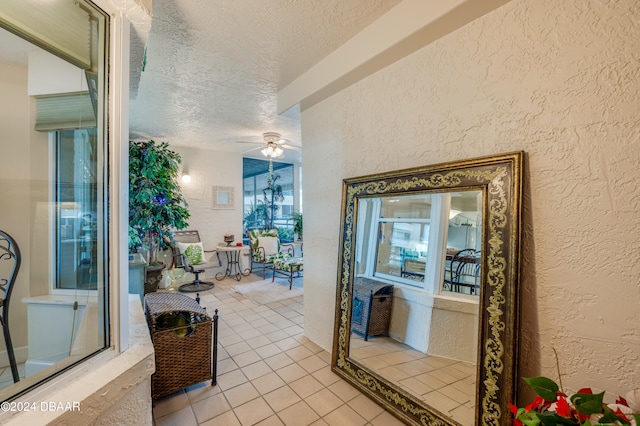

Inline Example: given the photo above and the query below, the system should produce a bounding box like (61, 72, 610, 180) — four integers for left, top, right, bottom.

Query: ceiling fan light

(261, 145, 284, 158)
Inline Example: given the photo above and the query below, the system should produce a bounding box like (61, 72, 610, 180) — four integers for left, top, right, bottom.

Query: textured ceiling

(128, 0, 402, 160)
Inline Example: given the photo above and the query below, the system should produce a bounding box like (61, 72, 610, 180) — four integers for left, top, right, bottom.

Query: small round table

(215, 245, 251, 281)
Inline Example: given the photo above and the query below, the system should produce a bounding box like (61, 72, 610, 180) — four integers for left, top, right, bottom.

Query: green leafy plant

(276, 226, 293, 242)
(511, 376, 640, 426)
(292, 211, 303, 240)
(129, 140, 190, 264)
(243, 202, 269, 231)
(262, 163, 284, 229)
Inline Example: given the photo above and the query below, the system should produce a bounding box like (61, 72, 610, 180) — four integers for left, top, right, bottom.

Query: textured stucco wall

(170, 146, 247, 276)
(172, 147, 244, 245)
(388, 287, 434, 354)
(428, 297, 479, 363)
(302, 0, 640, 402)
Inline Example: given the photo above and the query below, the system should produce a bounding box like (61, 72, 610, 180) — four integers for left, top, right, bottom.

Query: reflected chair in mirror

(0, 230, 20, 383)
(171, 230, 220, 293)
(445, 248, 481, 294)
(247, 229, 293, 278)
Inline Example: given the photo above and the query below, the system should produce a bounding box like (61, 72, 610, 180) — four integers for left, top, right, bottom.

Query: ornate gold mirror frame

(331, 152, 523, 425)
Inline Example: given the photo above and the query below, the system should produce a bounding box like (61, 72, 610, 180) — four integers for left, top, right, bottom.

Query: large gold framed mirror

(331, 152, 523, 425)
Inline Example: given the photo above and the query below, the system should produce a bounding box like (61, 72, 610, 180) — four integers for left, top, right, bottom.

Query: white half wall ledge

(277, 0, 511, 114)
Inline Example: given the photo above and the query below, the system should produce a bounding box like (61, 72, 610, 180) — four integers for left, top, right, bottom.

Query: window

(0, 0, 109, 400)
(356, 191, 482, 296)
(357, 195, 433, 287)
(242, 158, 296, 242)
(55, 129, 99, 290)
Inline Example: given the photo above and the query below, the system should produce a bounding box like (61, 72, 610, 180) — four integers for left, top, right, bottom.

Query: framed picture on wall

(211, 186, 234, 209)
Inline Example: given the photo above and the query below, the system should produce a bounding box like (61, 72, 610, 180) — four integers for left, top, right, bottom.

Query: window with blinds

(0, 0, 109, 402)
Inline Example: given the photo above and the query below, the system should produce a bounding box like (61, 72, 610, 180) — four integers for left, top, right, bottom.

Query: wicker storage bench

(351, 278, 394, 341)
(144, 292, 218, 399)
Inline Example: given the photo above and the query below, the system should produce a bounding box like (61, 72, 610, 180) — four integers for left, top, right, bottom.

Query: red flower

(509, 403, 524, 426)
(616, 396, 629, 406)
(526, 396, 545, 411)
(555, 396, 572, 417)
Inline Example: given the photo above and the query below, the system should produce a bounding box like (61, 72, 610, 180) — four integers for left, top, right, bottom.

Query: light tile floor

(350, 335, 476, 425)
(152, 274, 406, 426)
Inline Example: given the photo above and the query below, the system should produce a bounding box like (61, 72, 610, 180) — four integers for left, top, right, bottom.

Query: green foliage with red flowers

(511, 377, 640, 426)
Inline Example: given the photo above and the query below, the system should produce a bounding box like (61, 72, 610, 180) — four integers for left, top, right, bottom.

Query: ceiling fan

(237, 132, 301, 158)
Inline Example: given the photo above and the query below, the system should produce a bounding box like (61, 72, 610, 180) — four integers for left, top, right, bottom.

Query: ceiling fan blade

(242, 145, 264, 154)
(281, 143, 301, 151)
(236, 140, 263, 145)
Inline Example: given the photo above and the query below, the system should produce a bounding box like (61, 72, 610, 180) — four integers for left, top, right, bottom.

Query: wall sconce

(181, 169, 191, 183)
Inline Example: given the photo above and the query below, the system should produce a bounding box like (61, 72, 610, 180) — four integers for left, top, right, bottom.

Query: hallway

(152, 274, 404, 426)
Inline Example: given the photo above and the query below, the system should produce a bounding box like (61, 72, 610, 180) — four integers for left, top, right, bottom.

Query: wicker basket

(145, 292, 217, 399)
(351, 278, 393, 341)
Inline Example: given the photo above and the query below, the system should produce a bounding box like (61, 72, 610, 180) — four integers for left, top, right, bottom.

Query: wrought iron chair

(445, 248, 481, 294)
(0, 230, 20, 383)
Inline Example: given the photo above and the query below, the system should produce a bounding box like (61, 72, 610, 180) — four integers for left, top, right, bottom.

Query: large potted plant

(129, 140, 190, 293)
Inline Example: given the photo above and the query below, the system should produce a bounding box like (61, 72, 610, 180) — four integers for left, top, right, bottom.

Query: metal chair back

(0, 230, 21, 382)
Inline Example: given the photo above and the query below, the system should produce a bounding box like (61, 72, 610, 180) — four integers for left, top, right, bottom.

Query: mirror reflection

(349, 190, 482, 425)
(332, 152, 522, 425)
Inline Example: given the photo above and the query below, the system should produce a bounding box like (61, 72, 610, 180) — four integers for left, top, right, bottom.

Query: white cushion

(177, 242, 207, 265)
(260, 236, 279, 256)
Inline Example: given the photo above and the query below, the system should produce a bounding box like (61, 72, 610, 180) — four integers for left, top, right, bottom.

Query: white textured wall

(171, 147, 247, 275)
(389, 287, 434, 354)
(302, 0, 640, 402)
(172, 146, 244, 248)
(428, 297, 479, 363)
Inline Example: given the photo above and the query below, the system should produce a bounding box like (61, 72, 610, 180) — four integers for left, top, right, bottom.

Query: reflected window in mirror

(356, 190, 482, 297)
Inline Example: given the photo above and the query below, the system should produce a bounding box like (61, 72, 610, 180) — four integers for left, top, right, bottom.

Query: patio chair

(247, 229, 293, 278)
(171, 230, 220, 293)
(272, 257, 303, 289)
